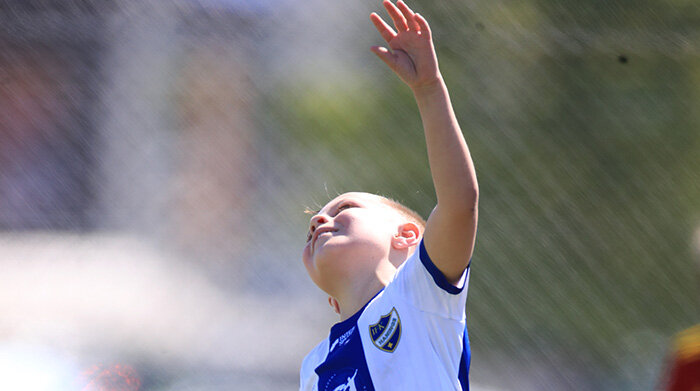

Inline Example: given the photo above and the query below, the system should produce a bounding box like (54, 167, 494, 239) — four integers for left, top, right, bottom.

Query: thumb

(371, 46, 397, 69)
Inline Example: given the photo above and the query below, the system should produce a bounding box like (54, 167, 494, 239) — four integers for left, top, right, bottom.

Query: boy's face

(302, 192, 403, 294)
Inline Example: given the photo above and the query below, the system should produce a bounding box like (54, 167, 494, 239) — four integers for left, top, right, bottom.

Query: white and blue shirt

(300, 240, 471, 391)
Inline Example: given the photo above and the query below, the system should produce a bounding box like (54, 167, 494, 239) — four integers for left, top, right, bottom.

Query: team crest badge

(369, 307, 402, 353)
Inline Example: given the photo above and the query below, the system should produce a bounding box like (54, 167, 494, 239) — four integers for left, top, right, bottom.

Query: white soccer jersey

(300, 240, 471, 391)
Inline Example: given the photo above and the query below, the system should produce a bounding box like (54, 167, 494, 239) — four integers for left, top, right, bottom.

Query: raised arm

(371, 0, 478, 284)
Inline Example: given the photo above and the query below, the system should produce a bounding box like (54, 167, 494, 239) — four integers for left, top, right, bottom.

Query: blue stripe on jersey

(314, 293, 380, 391)
(458, 326, 471, 390)
(420, 239, 472, 389)
(419, 240, 466, 295)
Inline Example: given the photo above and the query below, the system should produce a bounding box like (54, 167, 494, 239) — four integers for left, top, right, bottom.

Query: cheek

(345, 217, 395, 246)
(302, 244, 312, 266)
(358, 211, 394, 232)
(301, 246, 320, 281)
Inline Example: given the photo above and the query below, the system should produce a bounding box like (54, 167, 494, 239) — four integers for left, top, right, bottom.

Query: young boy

(300, 1, 478, 390)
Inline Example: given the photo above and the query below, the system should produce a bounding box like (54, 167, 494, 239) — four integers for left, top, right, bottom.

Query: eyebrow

(304, 197, 359, 217)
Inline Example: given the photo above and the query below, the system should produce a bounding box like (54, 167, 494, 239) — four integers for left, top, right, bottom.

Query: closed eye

(335, 203, 355, 214)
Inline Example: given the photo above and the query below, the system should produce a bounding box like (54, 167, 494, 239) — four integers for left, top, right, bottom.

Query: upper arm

(422, 200, 478, 285)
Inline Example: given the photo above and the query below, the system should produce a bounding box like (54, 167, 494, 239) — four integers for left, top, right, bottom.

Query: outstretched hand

(370, 0, 441, 91)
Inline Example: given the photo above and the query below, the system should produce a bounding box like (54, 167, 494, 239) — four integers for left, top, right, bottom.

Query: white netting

(0, 0, 698, 389)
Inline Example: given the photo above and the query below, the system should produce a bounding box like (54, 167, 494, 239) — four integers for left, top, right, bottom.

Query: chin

(313, 237, 362, 262)
(317, 240, 384, 271)
(313, 240, 358, 269)
(312, 243, 345, 269)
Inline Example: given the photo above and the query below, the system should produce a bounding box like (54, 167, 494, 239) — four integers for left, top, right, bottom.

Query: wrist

(411, 75, 446, 98)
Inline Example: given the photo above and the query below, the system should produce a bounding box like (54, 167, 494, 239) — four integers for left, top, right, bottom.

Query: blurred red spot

(79, 363, 141, 391)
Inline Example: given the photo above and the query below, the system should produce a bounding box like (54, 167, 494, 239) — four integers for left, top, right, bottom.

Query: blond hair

(378, 196, 426, 234)
(304, 195, 426, 234)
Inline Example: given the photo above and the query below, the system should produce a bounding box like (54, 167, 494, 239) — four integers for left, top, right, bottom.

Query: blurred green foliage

(264, 1, 699, 389)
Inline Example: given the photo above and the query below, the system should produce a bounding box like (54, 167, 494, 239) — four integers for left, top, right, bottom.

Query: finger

(383, 0, 409, 32)
(414, 13, 432, 39)
(396, 1, 419, 31)
(370, 12, 397, 43)
(370, 46, 398, 70)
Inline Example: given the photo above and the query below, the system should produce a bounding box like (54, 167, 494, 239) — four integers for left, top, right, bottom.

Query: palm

(388, 33, 429, 79)
(370, 1, 440, 88)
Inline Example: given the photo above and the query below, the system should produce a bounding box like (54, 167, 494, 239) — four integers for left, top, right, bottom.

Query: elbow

(469, 184, 479, 209)
(450, 185, 479, 217)
(463, 184, 479, 213)
(465, 191, 479, 217)
(460, 170, 479, 212)
(436, 175, 479, 216)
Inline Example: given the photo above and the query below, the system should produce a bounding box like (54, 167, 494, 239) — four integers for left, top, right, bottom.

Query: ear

(391, 222, 421, 250)
(328, 296, 340, 314)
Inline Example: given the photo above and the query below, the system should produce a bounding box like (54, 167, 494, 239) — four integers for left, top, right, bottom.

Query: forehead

(318, 192, 384, 214)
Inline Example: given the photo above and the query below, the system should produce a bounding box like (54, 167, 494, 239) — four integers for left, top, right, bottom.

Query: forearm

(413, 77, 478, 213)
(371, 1, 477, 279)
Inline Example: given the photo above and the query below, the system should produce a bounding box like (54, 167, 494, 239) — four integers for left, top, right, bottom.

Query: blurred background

(0, 0, 698, 390)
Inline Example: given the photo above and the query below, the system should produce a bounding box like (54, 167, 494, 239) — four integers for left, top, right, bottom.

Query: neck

(336, 281, 382, 321)
(335, 262, 396, 321)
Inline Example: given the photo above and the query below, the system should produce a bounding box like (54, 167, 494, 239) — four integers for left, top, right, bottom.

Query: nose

(309, 214, 329, 233)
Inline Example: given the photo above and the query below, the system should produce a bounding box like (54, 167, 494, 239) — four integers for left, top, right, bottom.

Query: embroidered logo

(331, 369, 358, 391)
(330, 326, 355, 352)
(369, 307, 402, 353)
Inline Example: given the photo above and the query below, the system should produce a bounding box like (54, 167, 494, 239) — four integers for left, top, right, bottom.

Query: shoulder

(391, 239, 470, 294)
(384, 240, 470, 320)
(301, 338, 329, 375)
